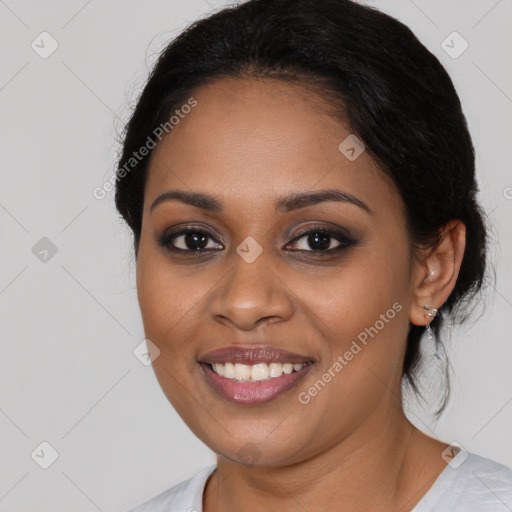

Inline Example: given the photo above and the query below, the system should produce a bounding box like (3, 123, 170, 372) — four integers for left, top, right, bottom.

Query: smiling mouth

(198, 344, 316, 404)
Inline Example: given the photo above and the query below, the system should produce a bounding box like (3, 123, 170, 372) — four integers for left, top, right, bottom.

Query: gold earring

(423, 305, 438, 339)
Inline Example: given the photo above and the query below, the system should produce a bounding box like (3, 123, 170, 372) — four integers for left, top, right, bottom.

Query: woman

(117, 0, 512, 510)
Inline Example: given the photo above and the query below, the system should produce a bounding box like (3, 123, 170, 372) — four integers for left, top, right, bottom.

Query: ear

(409, 220, 466, 327)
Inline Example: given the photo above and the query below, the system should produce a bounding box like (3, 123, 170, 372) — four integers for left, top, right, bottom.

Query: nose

(208, 254, 295, 331)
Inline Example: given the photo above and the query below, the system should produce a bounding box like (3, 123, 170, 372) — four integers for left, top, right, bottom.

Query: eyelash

(156, 224, 356, 256)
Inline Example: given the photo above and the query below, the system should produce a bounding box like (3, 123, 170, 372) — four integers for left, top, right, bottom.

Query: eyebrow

(150, 188, 372, 215)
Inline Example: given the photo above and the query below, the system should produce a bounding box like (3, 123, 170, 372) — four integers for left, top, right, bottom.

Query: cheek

(291, 284, 408, 452)
(136, 238, 199, 336)
(291, 241, 411, 397)
(135, 248, 196, 369)
(136, 252, 210, 421)
(297, 244, 409, 340)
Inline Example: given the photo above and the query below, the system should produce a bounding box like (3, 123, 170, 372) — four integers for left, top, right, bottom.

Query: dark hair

(115, 0, 488, 414)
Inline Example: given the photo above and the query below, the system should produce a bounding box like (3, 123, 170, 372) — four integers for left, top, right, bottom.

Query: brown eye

(293, 232, 342, 251)
(286, 225, 356, 253)
(157, 228, 224, 253)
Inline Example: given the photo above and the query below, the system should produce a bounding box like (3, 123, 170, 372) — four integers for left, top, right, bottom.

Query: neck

(203, 403, 448, 512)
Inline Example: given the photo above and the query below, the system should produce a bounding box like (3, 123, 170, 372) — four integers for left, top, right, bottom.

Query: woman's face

(136, 78, 418, 466)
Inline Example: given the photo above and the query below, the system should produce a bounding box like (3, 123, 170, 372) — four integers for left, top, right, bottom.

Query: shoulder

(126, 464, 216, 512)
(413, 451, 512, 511)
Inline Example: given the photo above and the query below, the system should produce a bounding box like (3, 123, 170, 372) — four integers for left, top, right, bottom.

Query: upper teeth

(211, 362, 307, 381)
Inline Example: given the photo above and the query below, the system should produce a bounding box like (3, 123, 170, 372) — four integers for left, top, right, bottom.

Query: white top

(127, 452, 512, 511)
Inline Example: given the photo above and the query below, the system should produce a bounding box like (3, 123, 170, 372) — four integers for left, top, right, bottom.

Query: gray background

(0, 0, 511, 510)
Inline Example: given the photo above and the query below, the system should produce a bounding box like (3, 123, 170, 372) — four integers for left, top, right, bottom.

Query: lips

(198, 345, 315, 404)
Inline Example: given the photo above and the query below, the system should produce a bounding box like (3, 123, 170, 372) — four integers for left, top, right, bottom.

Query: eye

(157, 227, 223, 253)
(286, 225, 355, 253)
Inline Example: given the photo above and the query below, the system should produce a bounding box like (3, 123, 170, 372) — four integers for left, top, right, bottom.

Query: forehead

(144, 77, 399, 217)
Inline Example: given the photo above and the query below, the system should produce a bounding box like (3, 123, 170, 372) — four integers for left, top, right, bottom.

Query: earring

(423, 305, 438, 339)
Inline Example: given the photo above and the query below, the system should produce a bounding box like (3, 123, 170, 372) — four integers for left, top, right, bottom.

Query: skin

(136, 77, 466, 511)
